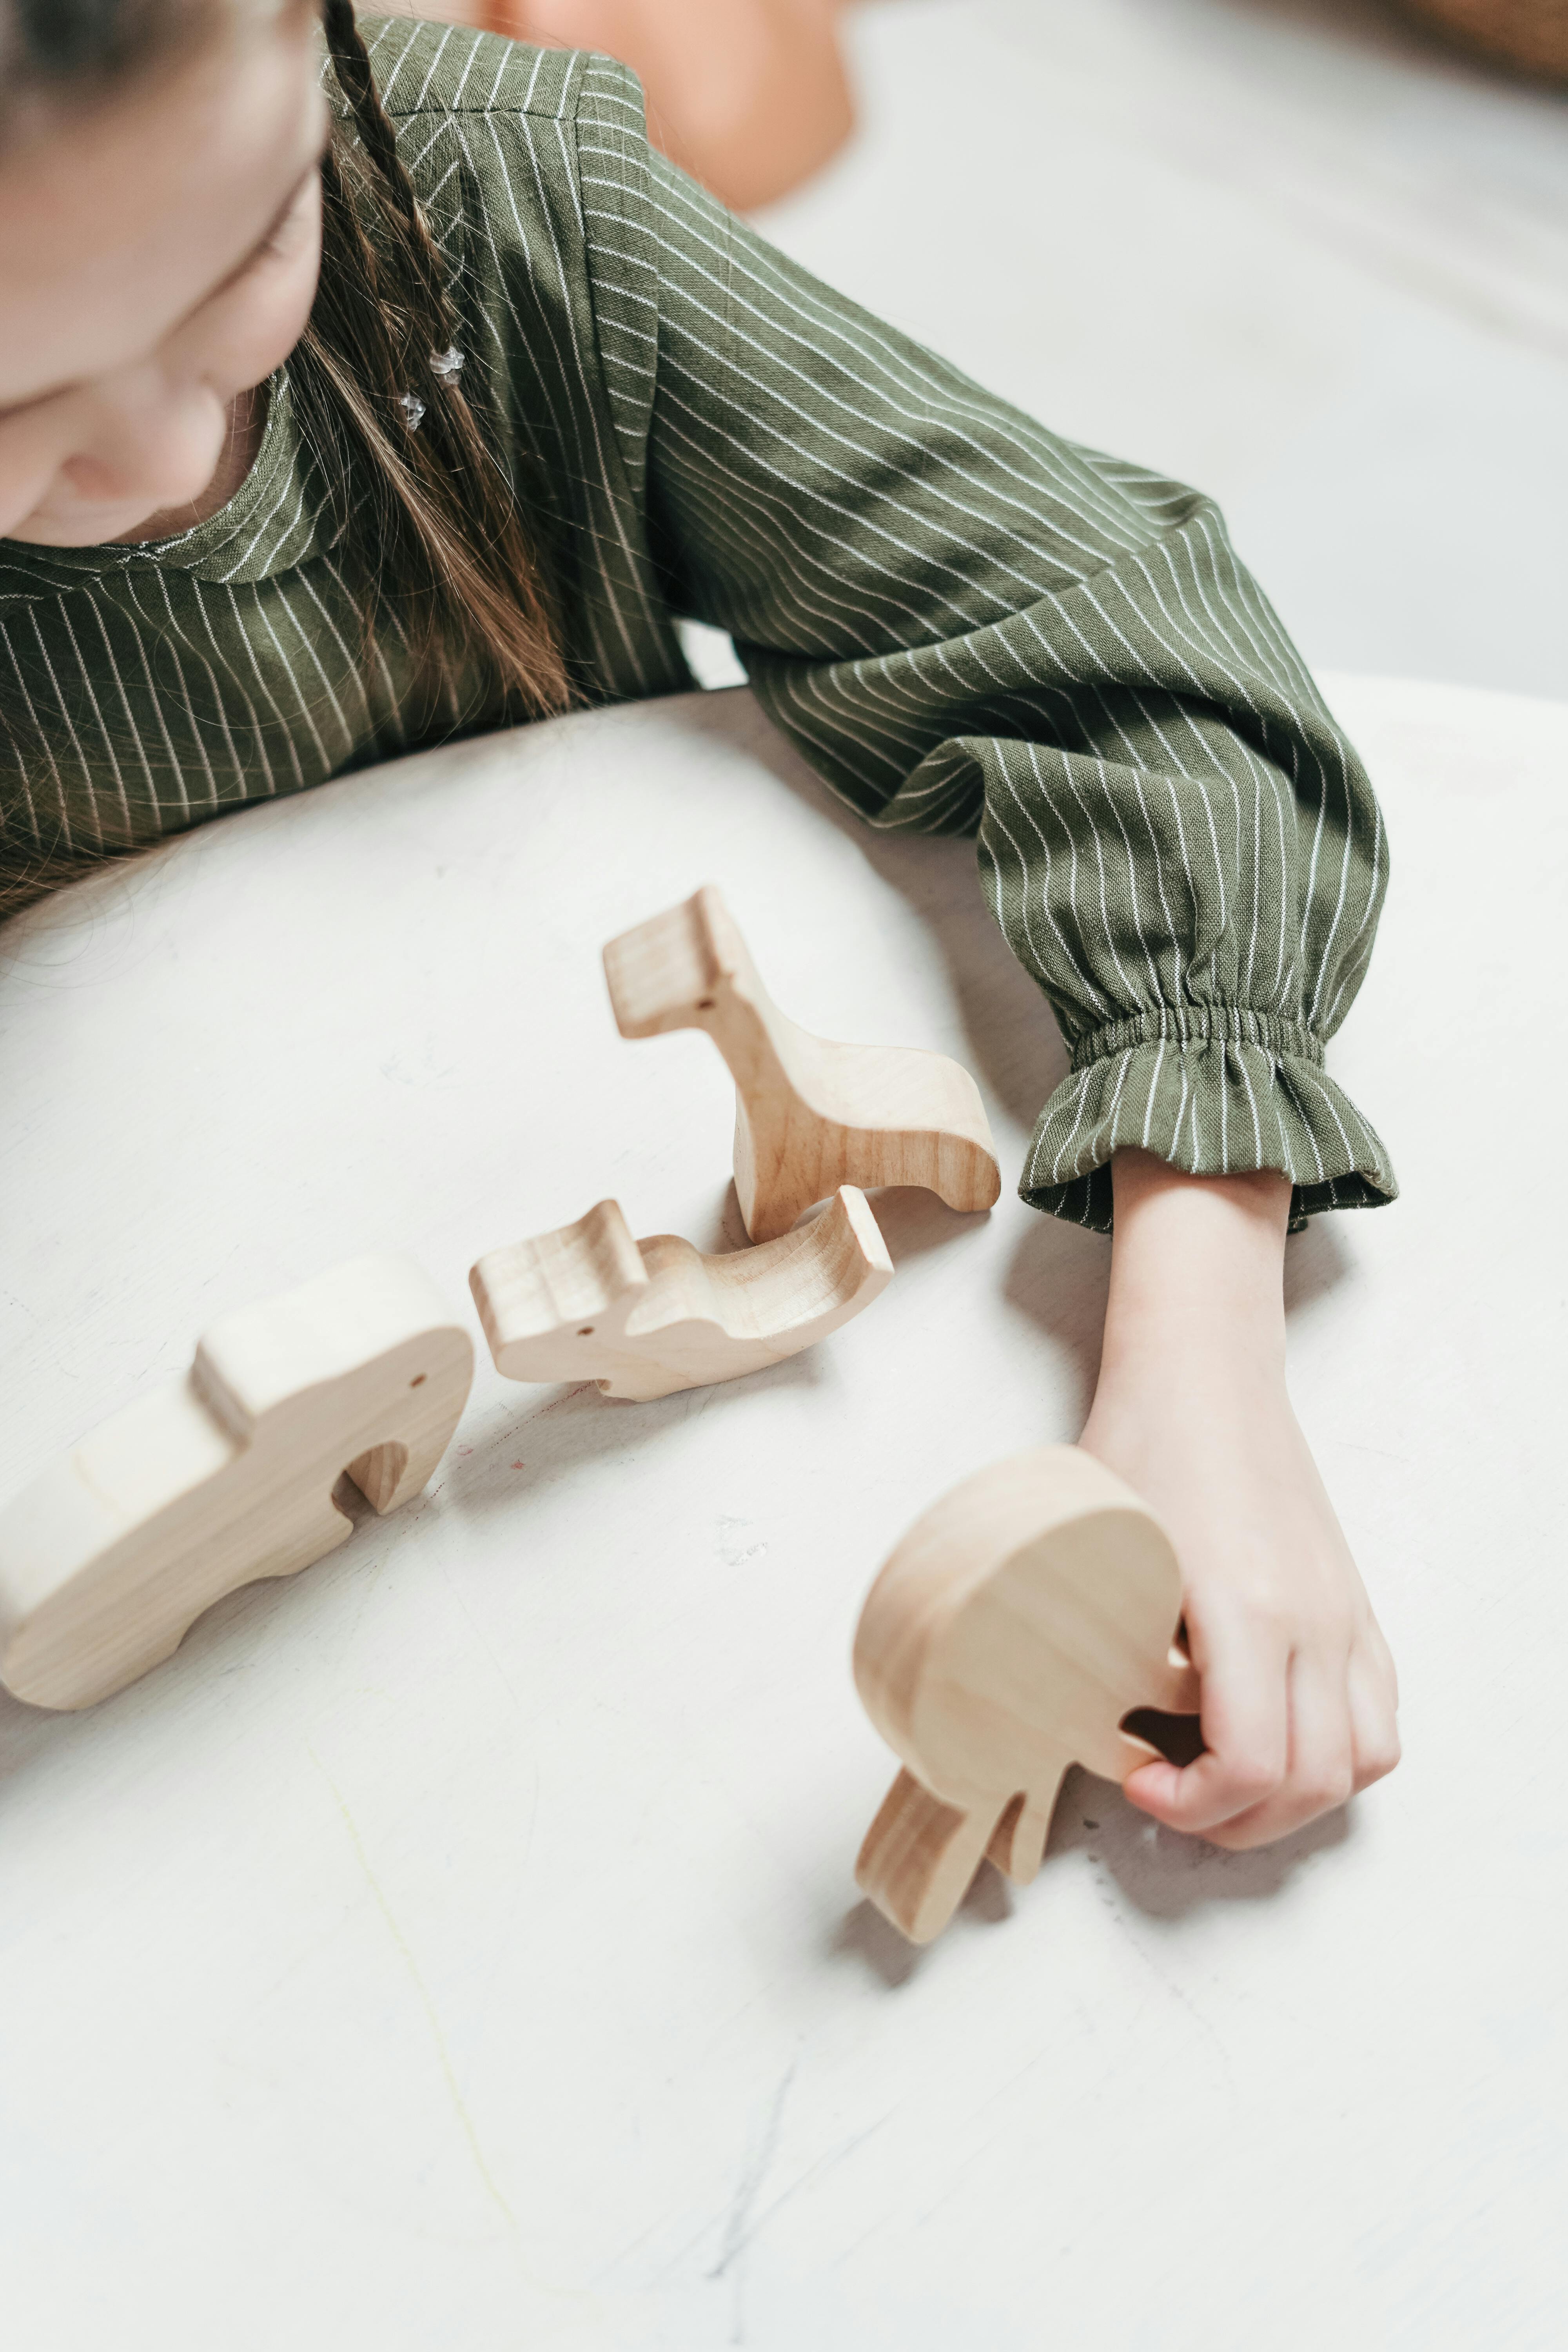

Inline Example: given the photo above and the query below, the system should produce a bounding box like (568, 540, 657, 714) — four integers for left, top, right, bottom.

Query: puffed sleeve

(584, 101, 1395, 1230)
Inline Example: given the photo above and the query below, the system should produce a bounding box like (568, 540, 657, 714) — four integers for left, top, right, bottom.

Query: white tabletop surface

(0, 674, 1563, 2349)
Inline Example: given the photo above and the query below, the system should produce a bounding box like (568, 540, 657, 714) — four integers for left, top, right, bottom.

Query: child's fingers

(1348, 1643, 1401, 1790)
(1362, 1612, 1400, 1711)
(1203, 1650, 1354, 1850)
(1122, 1615, 1288, 1835)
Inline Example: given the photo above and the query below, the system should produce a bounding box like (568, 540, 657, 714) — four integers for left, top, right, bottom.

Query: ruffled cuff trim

(1022, 1007, 1397, 1234)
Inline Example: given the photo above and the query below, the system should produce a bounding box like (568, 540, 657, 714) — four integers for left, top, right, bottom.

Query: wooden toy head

(470, 1199, 653, 1390)
(853, 1446, 1196, 1943)
(601, 883, 751, 1045)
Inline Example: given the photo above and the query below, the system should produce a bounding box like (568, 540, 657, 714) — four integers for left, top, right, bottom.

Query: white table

(1, 676, 1563, 2349)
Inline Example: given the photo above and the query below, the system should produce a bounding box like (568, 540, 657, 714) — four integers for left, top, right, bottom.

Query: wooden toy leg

(984, 1765, 1068, 1887)
(855, 1768, 1009, 1946)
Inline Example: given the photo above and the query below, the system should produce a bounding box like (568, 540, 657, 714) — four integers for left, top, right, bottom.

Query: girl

(0, 0, 1400, 1845)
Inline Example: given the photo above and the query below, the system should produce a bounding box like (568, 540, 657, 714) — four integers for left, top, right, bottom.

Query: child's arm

(558, 80, 1403, 1842)
(602, 133, 1397, 1240)
(1080, 1149, 1400, 1844)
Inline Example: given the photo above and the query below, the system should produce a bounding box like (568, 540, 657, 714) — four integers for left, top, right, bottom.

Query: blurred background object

(724, 0, 1567, 710)
(1402, 0, 1568, 81)
(419, 1, 853, 208)
(392, 1, 1564, 706)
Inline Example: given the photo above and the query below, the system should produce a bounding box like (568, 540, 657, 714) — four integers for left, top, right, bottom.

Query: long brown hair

(300, 0, 569, 726)
(0, 0, 570, 913)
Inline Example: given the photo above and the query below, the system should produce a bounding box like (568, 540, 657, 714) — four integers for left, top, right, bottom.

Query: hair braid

(289, 0, 572, 728)
(319, 0, 452, 328)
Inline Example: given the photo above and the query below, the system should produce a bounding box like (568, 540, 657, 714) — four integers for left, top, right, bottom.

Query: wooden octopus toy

(603, 885, 1001, 1244)
(853, 1445, 1201, 1944)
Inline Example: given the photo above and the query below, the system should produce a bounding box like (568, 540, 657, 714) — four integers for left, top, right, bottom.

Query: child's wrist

(1098, 1149, 1290, 1376)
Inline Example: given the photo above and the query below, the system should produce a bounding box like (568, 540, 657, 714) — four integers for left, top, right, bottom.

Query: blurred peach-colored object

(420, 1, 853, 210)
(1402, 0, 1568, 79)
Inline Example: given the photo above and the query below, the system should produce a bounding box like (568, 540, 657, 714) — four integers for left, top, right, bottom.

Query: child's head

(0, 0, 327, 546)
(0, 0, 568, 728)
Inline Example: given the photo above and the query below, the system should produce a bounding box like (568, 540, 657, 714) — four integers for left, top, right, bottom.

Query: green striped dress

(0, 16, 1396, 1232)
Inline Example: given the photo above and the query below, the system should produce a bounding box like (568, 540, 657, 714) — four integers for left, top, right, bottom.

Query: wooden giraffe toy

(0, 1256, 474, 1710)
(470, 1185, 893, 1403)
(852, 1445, 1200, 1945)
(602, 885, 1002, 1243)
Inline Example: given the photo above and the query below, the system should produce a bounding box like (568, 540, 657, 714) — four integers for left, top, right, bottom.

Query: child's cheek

(191, 228, 324, 403)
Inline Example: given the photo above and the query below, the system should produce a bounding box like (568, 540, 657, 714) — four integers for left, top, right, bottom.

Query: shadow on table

(432, 1175, 1006, 1528)
(831, 1766, 1352, 1989)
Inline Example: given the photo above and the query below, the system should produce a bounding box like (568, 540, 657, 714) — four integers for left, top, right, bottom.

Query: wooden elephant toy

(0, 1256, 473, 1710)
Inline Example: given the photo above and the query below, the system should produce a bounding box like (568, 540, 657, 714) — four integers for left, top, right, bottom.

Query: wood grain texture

(0, 1257, 473, 1711)
(603, 885, 1001, 1242)
(470, 1183, 893, 1402)
(852, 1444, 1199, 1944)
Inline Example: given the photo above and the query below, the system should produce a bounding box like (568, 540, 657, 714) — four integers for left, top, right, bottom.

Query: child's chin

(9, 504, 163, 550)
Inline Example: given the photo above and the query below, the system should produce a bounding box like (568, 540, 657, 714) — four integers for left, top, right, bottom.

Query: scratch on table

(310, 1746, 518, 2236)
(728, 2112, 891, 2265)
(709, 2065, 794, 2282)
(704, 2063, 797, 2341)
(1127, 1933, 1238, 2085)
(898, 2052, 1051, 2238)
(435, 1555, 529, 1719)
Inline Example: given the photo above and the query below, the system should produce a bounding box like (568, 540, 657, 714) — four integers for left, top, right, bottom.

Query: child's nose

(65, 375, 228, 516)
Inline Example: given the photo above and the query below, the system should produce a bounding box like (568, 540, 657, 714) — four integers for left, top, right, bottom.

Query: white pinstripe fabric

(0, 19, 1394, 1231)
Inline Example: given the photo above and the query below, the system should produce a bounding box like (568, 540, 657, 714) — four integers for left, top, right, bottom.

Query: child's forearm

(1080, 1149, 1400, 1848)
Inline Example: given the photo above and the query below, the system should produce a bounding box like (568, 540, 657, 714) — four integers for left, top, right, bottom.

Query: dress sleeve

(584, 102, 1396, 1231)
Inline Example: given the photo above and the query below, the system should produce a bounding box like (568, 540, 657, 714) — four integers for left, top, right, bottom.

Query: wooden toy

(470, 1184, 893, 1403)
(603, 886, 1002, 1243)
(852, 1445, 1200, 1945)
(0, 1256, 474, 1711)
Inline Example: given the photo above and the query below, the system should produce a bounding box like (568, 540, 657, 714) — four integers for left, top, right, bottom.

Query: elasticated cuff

(1022, 1006, 1397, 1234)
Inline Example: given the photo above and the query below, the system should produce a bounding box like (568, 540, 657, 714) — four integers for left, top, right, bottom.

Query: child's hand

(1078, 1150, 1400, 1851)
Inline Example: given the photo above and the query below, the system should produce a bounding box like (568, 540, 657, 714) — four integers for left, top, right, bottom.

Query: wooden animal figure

(603, 886, 1002, 1243)
(0, 1256, 474, 1711)
(471, 1185, 892, 1403)
(853, 1445, 1200, 1945)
